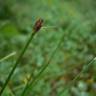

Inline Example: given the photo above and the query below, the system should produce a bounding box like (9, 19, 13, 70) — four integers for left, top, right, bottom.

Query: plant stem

(58, 57, 96, 96)
(0, 52, 16, 63)
(0, 32, 36, 96)
(21, 32, 65, 96)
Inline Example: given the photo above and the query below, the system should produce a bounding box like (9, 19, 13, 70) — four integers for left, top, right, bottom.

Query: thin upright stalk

(0, 18, 43, 95)
(58, 57, 96, 96)
(0, 32, 36, 95)
(21, 31, 65, 96)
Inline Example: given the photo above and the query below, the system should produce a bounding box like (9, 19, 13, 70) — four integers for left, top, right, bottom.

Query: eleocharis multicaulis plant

(0, 18, 43, 95)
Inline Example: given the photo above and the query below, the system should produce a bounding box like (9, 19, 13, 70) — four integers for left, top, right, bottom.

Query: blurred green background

(0, 0, 96, 96)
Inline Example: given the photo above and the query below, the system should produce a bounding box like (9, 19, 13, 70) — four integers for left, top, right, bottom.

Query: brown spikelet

(33, 18, 43, 32)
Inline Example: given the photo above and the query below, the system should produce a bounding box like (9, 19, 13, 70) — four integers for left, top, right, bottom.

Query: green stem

(0, 52, 16, 63)
(0, 32, 36, 96)
(58, 57, 96, 96)
(21, 32, 65, 96)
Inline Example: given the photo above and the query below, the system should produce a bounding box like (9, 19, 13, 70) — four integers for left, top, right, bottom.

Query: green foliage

(0, 22, 19, 37)
(0, 0, 96, 96)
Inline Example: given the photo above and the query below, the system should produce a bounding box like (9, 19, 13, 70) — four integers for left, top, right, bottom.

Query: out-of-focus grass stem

(58, 57, 96, 96)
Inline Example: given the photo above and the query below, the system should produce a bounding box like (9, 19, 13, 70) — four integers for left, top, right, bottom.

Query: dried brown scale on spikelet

(33, 18, 43, 32)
